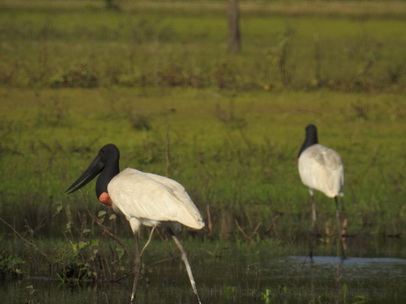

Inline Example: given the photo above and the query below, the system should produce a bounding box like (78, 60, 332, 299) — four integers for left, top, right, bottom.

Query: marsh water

(1, 238, 405, 304)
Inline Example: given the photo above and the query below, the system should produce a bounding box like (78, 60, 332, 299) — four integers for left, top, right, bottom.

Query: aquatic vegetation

(224, 285, 237, 301)
(261, 288, 272, 302)
(0, 249, 25, 280)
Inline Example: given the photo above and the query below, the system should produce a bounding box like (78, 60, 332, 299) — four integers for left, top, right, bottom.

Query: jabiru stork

(297, 124, 346, 259)
(66, 144, 204, 303)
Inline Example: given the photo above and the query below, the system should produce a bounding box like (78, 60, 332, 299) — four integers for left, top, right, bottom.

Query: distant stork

(66, 144, 204, 304)
(297, 124, 346, 259)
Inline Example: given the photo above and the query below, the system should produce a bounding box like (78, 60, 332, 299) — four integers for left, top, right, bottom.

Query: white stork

(297, 124, 346, 259)
(66, 144, 204, 303)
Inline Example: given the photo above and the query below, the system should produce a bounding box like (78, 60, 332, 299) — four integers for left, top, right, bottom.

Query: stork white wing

(298, 144, 344, 198)
(108, 168, 204, 230)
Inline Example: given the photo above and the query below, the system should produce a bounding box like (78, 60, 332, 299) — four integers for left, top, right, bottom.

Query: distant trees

(227, 0, 241, 53)
(104, 0, 120, 10)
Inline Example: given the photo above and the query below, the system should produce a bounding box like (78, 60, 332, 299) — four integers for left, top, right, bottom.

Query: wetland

(1, 1, 405, 303)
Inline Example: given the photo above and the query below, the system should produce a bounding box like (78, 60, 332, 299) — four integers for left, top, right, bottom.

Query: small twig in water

(0, 216, 50, 260)
(145, 256, 180, 269)
(235, 219, 262, 242)
(87, 209, 130, 257)
(206, 205, 212, 236)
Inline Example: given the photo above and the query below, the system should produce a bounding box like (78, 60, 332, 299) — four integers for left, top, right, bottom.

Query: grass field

(0, 1, 405, 91)
(1, 87, 405, 238)
(0, 1, 405, 281)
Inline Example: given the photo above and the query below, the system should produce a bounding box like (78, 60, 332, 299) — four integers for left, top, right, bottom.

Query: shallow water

(2, 248, 405, 304)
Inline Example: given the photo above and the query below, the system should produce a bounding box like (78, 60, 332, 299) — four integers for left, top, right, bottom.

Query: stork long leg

(334, 197, 346, 260)
(171, 234, 202, 304)
(309, 193, 317, 261)
(130, 226, 158, 303)
(130, 232, 142, 304)
(311, 194, 317, 236)
(140, 225, 157, 257)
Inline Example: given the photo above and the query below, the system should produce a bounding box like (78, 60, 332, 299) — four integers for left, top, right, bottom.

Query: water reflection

(288, 256, 406, 280)
(260, 255, 406, 304)
(1, 249, 405, 304)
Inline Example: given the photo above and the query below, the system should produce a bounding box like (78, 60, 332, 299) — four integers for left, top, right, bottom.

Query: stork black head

(297, 124, 318, 158)
(66, 144, 120, 198)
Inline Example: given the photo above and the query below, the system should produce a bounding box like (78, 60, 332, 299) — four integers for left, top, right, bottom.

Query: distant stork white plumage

(66, 144, 204, 304)
(297, 124, 346, 259)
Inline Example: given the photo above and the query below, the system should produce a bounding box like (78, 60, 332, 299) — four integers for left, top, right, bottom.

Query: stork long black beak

(66, 154, 105, 194)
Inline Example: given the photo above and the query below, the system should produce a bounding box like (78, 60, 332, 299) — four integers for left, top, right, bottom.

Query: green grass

(0, 87, 405, 242)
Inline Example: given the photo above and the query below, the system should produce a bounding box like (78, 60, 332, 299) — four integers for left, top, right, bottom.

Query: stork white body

(108, 168, 205, 233)
(298, 144, 344, 198)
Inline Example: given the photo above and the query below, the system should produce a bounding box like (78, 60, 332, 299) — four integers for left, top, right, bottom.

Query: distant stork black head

(297, 124, 319, 158)
(66, 144, 120, 199)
